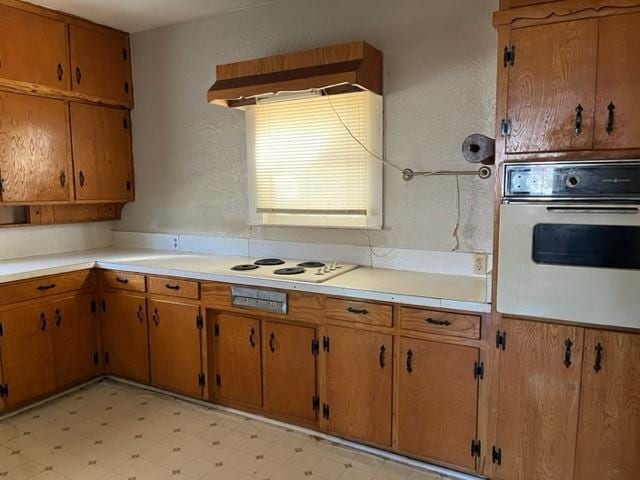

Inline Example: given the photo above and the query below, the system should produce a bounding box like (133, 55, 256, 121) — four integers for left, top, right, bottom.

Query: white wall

(119, 0, 498, 253)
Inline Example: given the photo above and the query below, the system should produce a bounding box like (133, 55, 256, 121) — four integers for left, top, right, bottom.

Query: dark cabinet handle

(269, 333, 276, 353)
(37, 284, 56, 291)
(426, 317, 452, 326)
(124, 81, 129, 94)
(57, 63, 63, 81)
(564, 338, 574, 368)
(55, 309, 62, 327)
(78, 171, 85, 187)
(249, 328, 257, 348)
(136, 305, 144, 323)
(75, 67, 82, 84)
(606, 102, 616, 134)
(347, 307, 368, 315)
(379, 345, 386, 369)
(152, 308, 159, 326)
(59, 170, 66, 187)
(406, 350, 414, 373)
(594, 342, 603, 373)
(40, 313, 47, 332)
(575, 104, 583, 135)
(116, 277, 129, 284)
(165, 284, 180, 290)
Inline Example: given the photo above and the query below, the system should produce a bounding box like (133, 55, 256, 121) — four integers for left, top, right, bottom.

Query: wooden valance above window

(207, 41, 383, 108)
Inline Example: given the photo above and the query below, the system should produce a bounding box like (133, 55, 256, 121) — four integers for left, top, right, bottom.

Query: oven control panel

(231, 286, 287, 314)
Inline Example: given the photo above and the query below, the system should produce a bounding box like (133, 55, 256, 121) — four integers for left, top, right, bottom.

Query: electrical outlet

(473, 254, 487, 275)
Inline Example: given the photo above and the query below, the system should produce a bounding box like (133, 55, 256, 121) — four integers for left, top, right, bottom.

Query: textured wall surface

(119, 0, 498, 253)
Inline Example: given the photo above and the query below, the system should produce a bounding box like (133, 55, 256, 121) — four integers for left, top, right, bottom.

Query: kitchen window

(245, 90, 383, 228)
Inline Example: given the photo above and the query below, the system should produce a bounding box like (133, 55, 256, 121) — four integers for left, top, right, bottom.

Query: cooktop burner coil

(274, 267, 305, 275)
(297, 261, 325, 268)
(254, 258, 286, 266)
(231, 264, 260, 271)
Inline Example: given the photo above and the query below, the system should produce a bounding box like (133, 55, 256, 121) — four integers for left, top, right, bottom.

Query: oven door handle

(545, 206, 639, 215)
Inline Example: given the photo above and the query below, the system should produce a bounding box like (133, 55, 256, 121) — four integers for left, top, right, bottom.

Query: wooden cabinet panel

(52, 293, 97, 388)
(506, 20, 597, 153)
(0, 303, 55, 408)
(325, 325, 392, 446)
(398, 338, 479, 470)
(101, 292, 149, 383)
(494, 318, 583, 480)
(70, 102, 132, 202)
(0, 270, 93, 307)
(399, 307, 481, 340)
(264, 321, 317, 422)
(213, 314, 262, 408)
(324, 298, 392, 327)
(148, 277, 199, 299)
(0, 93, 71, 202)
(0, 5, 69, 89)
(69, 25, 131, 103)
(594, 13, 640, 150)
(574, 329, 640, 480)
(102, 270, 146, 292)
(148, 299, 203, 398)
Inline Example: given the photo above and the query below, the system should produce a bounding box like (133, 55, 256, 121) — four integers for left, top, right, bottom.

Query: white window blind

(246, 91, 383, 228)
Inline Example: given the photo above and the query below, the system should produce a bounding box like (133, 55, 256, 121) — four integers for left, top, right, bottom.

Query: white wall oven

(497, 162, 640, 329)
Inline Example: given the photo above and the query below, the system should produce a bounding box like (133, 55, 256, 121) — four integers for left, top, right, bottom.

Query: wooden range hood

(207, 41, 383, 107)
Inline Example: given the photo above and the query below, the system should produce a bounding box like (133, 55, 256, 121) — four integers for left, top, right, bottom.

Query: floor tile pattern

(0, 380, 453, 480)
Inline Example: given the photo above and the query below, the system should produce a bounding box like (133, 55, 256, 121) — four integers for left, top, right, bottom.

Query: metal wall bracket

(401, 167, 492, 182)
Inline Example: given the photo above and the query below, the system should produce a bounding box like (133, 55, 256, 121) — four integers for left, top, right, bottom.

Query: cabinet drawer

(399, 307, 480, 340)
(325, 298, 392, 327)
(0, 270, 93, 306)
(102, 271, 146, 292)
(148, 276, 199, 299)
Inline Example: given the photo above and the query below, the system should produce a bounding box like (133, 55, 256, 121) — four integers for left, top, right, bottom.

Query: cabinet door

(506, 19, 597, 153)
(0, 93, 71, 202)
(102, 292, 149, 383)
(52, 294, 97, 389)
(594, 13, 640, 150)
(494, 318, 583, 480)
(70, 103, 132, 202)
(213, 314, 262, 408)
(0, 304, 55, 408)
(148, 299, 203, 398)
(69, 25, 131, 103)
(0, 5, 69, 89)
(398, 338, 479, 470)
(325, 325, 392, 446)
(574, 330, 640, 480)
(264, 321, 317, 422)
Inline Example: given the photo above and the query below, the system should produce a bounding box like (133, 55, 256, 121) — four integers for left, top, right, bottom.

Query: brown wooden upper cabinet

(0, 5, 69, 89)
(0, 93, 72, 203)
(70, 102, 133, 202)
(503, 12, 640, 155)
(70, 26, 132, 104)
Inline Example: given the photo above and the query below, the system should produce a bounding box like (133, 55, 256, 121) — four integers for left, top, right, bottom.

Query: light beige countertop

(0, 248, 491, 313)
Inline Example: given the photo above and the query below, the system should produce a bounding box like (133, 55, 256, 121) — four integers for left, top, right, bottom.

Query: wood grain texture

(70, 102, 132, 202)
(148, 299, 203, 398)
(0, 92, 71, 202)
(28, 204, 123, 224)
(0, 270, 92, 306)
(148, 276, 199, 299)
(263, 321, 317, 422)
(212, 313, 262, 408)
(324, 298, 393, 327)
(574, 329, 640, 480)
(506, 19, 597, 153)
(52, 293, 97, 388)
(400, 307, 481, 340)
(0, 302, 56, 408)
(398, 337, 479, 470)
(495, 318, 583, 480)
(101, 292, 149, 384)
(325, 325, 393, 447)
(69, 25, 131, 104)
(0, 4, 69, 89)
(594, 12, 640, 150)
(101, 270, 146, 293)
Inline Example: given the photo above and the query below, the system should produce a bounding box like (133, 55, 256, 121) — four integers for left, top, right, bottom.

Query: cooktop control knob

(315, 268, 323, 275)
(565, 174, 581, 188)
(330, 262, 337, 271)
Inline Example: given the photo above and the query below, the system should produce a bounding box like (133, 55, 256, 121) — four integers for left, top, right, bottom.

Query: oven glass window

(532, 224, 640, 269)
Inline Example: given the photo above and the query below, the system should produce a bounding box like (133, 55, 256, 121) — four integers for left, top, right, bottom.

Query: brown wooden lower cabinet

(263, 321, 318, 422)
(148, 299, 203, 398)
(212, 313, 262, 408)
(52, 293, 98, 388)
(324, 325, 393, 447)
(494, 318, 584, 480)
(101, 292, 149, 383)
(398, 338, 480, 470)
(574, 329, 640, 480)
